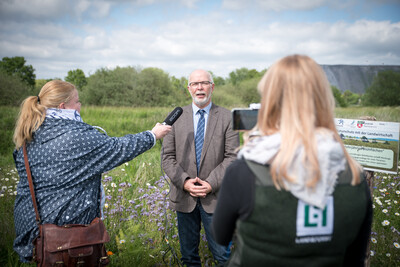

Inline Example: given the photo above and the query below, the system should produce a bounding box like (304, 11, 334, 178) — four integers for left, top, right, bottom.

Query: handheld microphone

(162, 107, 183, 125)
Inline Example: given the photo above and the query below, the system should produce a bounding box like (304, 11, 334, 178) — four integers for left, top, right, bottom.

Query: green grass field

(0, 105, 399, 266)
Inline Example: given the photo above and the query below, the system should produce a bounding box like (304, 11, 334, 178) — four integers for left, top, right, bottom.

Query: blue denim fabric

(177, 200, 230, 266)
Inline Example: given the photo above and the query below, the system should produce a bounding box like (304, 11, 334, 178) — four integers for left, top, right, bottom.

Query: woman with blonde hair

(13, 80, 171, 262)
(212, 55, 372, 266)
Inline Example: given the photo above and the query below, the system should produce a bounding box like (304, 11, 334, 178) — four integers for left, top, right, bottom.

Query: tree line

(1, 56, 399, 107)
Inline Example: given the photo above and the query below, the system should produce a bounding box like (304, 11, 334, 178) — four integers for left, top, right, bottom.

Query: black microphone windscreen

(163, 107, 183, 125)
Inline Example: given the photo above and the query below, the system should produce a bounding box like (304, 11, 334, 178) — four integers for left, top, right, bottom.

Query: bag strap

(23, 142, 41, 225)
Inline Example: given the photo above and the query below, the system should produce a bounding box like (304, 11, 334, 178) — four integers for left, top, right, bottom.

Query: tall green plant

(82, 67, 188, 107)
(228, 68, 264, 85)
(343, 90, 361, 106)
(65, 69, 87, 90)
(236, 77, 261, 105)
(363, 70, 400, 106)
(0, 71, 32, 106)
(331, 86, 347, 107)
(82, 66, 140, 106)
(0, 56, 36, 88)
(134, 67, 181, 107)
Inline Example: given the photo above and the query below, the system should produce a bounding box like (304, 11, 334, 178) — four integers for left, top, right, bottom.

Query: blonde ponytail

(13, 96, 46, 149)
(13, 80, 76, 149)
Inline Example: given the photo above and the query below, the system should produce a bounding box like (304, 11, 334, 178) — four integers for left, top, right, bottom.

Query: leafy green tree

(135, 67, 180, 106)
(236, 78, 261, 106)
(0, 56, 36, 88)
(209, 71, 225, 86)
(213, 68, 267, 108)
(212, 83, 244, 108)
(362, 70, 400, 106)
(0, 70, 31, 105)
(342, 90, 360, 106)
(82, 66, 139, 106)
(82, 66, 184, 107)
(228, 68, 261, 85)
(213, 76, 225, 86)
(65, 69, 87, 90)
(171, 76, 191, 103)
(331, 86, 347, 107)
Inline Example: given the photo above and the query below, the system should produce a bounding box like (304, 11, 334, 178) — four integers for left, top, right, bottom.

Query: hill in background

(321, 65, 400, 94)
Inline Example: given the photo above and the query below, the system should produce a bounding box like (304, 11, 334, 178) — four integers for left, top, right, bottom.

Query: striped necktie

(195, 110, 205, 174)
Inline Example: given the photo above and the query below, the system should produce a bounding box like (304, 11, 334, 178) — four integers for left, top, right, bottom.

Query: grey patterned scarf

(238, 129, 347, 209)
(46, 108, 83, 122)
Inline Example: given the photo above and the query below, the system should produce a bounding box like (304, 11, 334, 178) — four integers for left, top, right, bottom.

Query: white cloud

(74, 1, 92, 18)
(87, 1, 113, 19)
(222, 0, 330, 11)
(257, 0, 328, 11)
(0, 0, 70, 20)
(0, 1, 399, 79)
(0, 0, 115, 21)
(92, 17, 399, 77)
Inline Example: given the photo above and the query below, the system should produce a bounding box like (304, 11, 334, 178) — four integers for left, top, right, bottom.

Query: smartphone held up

(231, 103, 260, 131)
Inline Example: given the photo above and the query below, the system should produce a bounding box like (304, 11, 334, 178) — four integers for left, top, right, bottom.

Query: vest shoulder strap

(245, 159, 274, 186)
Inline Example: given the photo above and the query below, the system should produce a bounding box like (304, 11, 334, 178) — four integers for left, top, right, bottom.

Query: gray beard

(193, 93, 211, 107)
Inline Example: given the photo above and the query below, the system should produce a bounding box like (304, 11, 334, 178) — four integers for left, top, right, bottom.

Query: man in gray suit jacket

(162, 69, 239, 266)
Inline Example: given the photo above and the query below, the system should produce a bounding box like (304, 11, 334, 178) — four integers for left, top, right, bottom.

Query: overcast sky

(1, 0, 399, 80)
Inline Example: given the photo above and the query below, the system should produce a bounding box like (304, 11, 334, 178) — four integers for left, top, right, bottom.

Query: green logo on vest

(304, 204, 328, 227)
(295, 197, 334, 243)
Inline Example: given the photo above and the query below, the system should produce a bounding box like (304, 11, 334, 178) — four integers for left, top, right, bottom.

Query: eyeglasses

(189, 81, 213, 88)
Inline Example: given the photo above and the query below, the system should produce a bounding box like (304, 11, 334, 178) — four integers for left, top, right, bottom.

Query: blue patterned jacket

(13, 118, 155, 262)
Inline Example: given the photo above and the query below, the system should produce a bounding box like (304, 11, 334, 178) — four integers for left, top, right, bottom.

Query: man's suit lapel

(182, 105, 195, 161)
(201, 104, 219, 162)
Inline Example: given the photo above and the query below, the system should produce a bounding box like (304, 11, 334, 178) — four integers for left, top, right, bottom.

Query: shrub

(363, 70, 400, 106)
(0, 71, 32, 106)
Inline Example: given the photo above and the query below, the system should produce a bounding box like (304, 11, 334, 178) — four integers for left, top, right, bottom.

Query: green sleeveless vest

(227, 160, 368, 267)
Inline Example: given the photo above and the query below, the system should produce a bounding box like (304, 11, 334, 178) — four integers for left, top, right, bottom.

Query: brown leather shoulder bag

(23, 143, 110, 266)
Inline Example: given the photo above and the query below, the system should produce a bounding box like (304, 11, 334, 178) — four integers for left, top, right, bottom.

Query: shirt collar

(192, 102, 212, 115)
